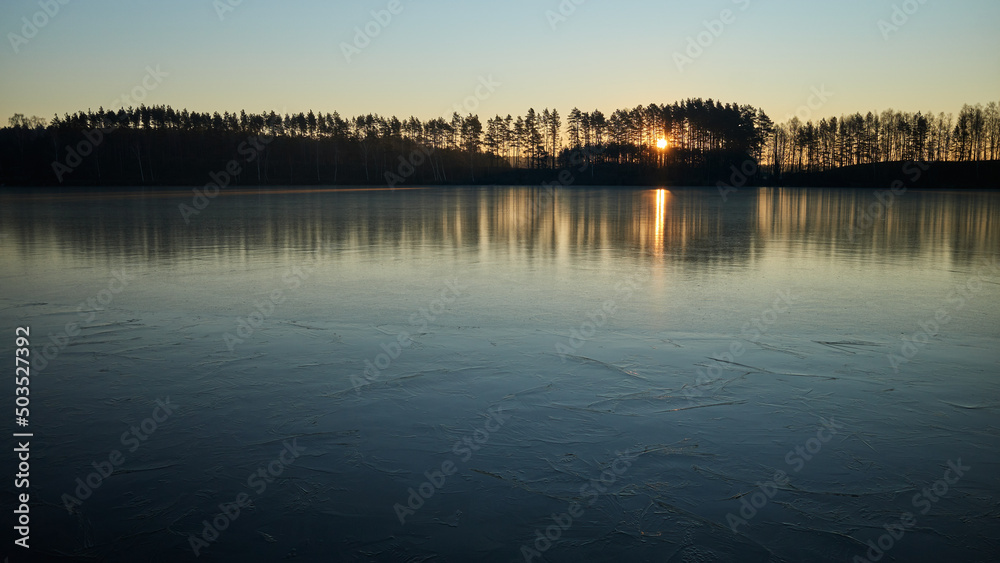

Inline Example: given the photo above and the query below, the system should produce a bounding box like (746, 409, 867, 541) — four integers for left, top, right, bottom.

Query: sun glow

(656, 138, 668, 149)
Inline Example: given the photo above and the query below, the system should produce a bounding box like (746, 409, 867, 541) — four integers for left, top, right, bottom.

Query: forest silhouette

(1, 98, 998, 188)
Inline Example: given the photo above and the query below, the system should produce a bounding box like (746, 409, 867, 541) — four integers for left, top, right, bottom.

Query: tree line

(1, 98, 997, 187)
(766, 103, 1000, 176)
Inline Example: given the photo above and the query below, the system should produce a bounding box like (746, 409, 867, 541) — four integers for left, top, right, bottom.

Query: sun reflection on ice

(654, 188, 669, 254)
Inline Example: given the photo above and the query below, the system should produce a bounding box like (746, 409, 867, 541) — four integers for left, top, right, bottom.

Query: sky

(1, 0, 998, 127)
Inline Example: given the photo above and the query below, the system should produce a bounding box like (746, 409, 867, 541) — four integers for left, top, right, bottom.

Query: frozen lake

(1, 186, 998, 562)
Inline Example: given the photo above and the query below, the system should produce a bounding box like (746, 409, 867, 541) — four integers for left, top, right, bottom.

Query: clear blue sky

(1, 0, 998, 126)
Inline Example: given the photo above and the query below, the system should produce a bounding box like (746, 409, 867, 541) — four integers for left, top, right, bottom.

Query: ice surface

(0, 187, 997, 561)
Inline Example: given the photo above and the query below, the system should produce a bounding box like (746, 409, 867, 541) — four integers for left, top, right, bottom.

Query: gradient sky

(1, 0, 998, 127)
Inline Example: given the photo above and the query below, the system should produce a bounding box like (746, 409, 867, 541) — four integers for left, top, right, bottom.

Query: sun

(656, 138, 668, 149)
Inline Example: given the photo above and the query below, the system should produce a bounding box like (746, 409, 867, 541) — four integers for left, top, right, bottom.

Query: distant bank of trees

(767, 104, 1000, 176)
(1, 98, 997, 186)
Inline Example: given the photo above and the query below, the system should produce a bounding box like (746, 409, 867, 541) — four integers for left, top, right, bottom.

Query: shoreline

(3, 160, 997, 191)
